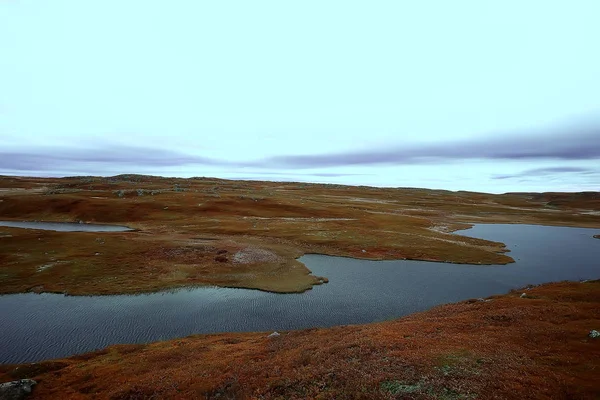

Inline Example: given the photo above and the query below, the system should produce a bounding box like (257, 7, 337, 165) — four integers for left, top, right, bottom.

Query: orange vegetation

(1, 175, 599, 295)
(1, 280, 599, 399)
(1, 175, 599, 399)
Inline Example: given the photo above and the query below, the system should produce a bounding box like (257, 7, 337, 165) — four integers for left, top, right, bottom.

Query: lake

(0, 224, 598, 364)
(0, 221, 133, 232)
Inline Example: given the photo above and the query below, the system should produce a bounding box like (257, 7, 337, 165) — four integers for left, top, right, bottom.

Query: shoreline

(3, 279, 598, 398)
(2, 175, 598, 296)
(0, 234, 512, 297)
(4, 221, 600, 297)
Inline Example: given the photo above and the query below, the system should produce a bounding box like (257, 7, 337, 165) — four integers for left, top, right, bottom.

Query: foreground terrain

(1, 175, 599, 295)
(1, 280, 599, 399)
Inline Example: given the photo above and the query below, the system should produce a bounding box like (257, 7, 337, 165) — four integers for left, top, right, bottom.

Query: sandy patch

(233, 247, 282, 264)
(244, 217, 355, 222)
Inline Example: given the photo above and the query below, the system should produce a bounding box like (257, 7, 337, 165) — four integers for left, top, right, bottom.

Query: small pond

(0, 221, 133, 232)
(0, 224, 598, 363)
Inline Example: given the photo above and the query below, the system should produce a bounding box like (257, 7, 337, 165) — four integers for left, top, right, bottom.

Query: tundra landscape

(3, 1, 600, 399)
(0, 175, 599, 399)
(1, 174, 599, 296)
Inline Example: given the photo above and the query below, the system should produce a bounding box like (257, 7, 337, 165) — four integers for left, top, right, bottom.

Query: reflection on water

(0, 224, 598, 363)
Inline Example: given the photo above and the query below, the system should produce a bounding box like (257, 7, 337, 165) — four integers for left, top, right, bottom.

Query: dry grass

(0, 228, 322, 295)
(1, 280, 598, 399)
(1, 175, 599, 295)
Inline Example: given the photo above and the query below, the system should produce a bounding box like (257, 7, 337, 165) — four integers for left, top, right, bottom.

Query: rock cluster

(0, 379, 37, 400)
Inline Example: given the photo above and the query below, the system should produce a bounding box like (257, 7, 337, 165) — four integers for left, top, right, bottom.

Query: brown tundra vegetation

(0, 175, 599, 399)
(0, 175, 598, 295)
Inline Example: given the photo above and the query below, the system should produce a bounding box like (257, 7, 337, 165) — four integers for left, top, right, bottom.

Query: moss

(380, 380, 422, 394)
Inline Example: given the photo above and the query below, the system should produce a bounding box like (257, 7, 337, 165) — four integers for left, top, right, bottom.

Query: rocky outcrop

(0, 379, 36, 400)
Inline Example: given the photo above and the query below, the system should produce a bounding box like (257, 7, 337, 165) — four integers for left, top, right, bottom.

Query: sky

(1, 0, 599, 193)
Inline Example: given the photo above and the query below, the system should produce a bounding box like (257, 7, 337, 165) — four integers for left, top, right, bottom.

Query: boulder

(0, 379, 37, 400)
(267, 331, 280, 338)
(589, 330, 600, 339)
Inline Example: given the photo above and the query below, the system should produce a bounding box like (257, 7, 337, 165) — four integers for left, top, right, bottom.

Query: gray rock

(0, 379, 37, 400)
(520, 293, 527, 298)
(267, 331, 280, 338)
(589, 330, 600, 339)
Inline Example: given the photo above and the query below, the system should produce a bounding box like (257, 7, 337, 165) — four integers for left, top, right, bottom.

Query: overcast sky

(1, 1, 599, 193)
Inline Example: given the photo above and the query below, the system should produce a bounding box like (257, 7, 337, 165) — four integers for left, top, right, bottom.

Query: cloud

(0, 145, 224, 172)
(224, 171, 370, 178)
(307, 172, 371, 177)
(492, 167, 596, 180)
(2, 116, 600, 177)
(253, 118, 600, 169)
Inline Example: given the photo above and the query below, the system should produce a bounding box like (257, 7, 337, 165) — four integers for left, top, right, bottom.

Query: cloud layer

(0, 146, 221, 172)
(256, 122, 600, 169)
(492, 167, 596, 180)
(2, 118, 600, 179)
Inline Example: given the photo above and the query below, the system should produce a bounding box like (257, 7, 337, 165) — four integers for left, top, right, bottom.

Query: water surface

(0, 221, 133, 232)
(0, 224, 598, 363)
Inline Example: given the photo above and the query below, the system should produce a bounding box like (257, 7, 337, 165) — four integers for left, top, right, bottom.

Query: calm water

(0, 221, 133, 232)
(0, 224, 598, 364)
